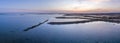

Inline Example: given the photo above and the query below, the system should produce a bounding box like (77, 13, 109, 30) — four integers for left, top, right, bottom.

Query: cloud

(89, 0, 110, 3)
(76, 0, 111, 3)
(71, 0, 112, 11)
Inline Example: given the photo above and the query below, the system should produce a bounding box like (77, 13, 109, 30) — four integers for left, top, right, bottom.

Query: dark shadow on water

(48, 14, 120, 25)
(48, 20, 94, 25)
(48, 19, 120, 25)
(24, 19, 48, 31)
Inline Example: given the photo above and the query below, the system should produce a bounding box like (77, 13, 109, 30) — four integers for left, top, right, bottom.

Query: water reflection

(1, 13, 120, 43)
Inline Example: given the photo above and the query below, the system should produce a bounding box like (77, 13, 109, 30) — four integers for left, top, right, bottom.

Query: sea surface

(0, 13, 120, 43)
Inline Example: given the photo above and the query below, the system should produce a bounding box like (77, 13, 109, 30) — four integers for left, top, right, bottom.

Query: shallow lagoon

(0, 13, 120, 43)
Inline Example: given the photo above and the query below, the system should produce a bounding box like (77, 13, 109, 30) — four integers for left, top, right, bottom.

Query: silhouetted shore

(48, 13, 120, 25)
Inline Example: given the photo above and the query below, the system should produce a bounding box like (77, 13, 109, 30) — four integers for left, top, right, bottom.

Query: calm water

(0, 13, 120, 43)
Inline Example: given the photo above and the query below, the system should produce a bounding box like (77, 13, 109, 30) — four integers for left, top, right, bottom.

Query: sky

(0, 0, 120, 13)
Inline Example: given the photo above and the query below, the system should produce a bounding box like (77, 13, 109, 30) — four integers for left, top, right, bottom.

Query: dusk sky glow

(0, 0, 120, 13)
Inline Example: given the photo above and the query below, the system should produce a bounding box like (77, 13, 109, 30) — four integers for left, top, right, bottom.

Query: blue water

(0, 13, 120, 43)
